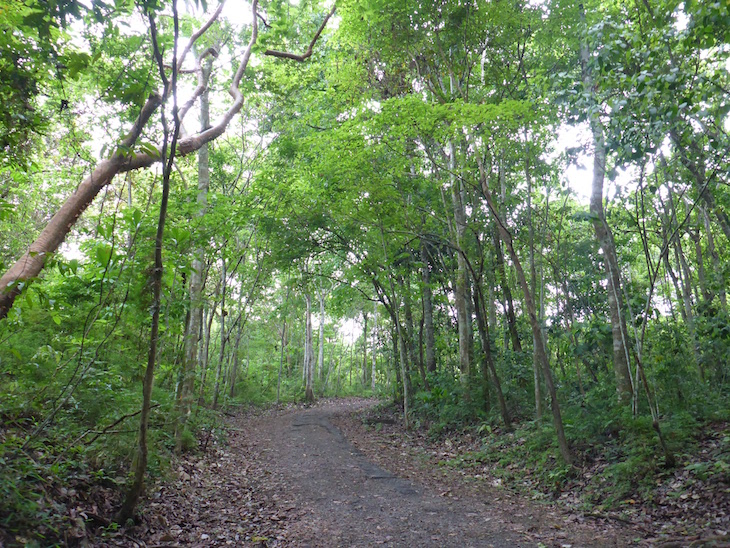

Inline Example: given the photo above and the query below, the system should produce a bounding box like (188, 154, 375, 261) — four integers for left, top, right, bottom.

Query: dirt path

(129, 399, 638, 547)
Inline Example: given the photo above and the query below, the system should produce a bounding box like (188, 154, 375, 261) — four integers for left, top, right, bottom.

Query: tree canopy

(1, 0, 729, 542)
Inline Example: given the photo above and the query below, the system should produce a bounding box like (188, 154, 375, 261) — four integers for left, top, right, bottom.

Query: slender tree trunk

(674, 238, 703, 380)
(371, 301, 378, 390)
(473, 281, 510, 428)
(397, 319, 410, 429)
(420, 239, 437, 374)
(277, 321, 286, 406)
(391, 325, 401, 403)
(701, 205, 727, 311)
(493, 226, 522, 353)
(228, 321, 242, 398)
(474, 145, 572, 465)
(304, 292, 315, 402)
(525, 137, 543, 420)
(401, 274, 424, 390)
(669, 129, 730, 243)
(117, 22, 180, 518)
(450, 141, 473, 386)
(660, 208, 686, 322)
(199, 289, 218, 405)
(691, 214, 710, 304)
(580, 30, 633, 404)
(318, 288, 326, 382)
(349, 340, 354, 386)
(175, 61, 211, 443)
(227, 285, 245, 398)
(212, 261, 228, 408)
(362, 311, 369, 386)
(560, 278, 598, 384)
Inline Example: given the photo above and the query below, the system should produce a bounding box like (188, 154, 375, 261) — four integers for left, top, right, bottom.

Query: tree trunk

(525, 137, 543, 420)
(474, 145, 572, 465)
(0, 95, 162, 319)
(401, 274, 424, 390)
(198, 287, 219, 405)
(362, 311, 369, 386)
(175, 60, 212, 450)
(277, 321, 286, 406)
(580, 31, 633, 404)
(228, 321, 243, 398)
(212, 261, 228, 409)
(669, 129, 730, 243)
(318, 288, 326, 382)
(117, 36, 180, 518)
(666, 187, 704, 381)
(397, 319, 410, 429)
(0, 1, 267, 319)
(304, 292, 315, 402)
(392, 324, 401, 403)
(493, 226, 522, 353)
(371, 301, 378, 390)
(450, 141, 473, 386)
(473, 281, 510, 428)
(701, 205, 727, 311)
(691, 213, 710, 304)
(420, 239, 437, 374)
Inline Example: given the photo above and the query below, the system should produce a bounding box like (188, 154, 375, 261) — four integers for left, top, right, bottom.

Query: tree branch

(264, 4, 336, 62)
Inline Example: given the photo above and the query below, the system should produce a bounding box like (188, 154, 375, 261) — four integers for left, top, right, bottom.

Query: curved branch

(264, 4, 336, 62)
(0, 91, 162, 319)
(0, 0, 336, 320)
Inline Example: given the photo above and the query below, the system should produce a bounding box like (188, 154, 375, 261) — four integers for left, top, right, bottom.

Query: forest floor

(106, 397, 669, 548)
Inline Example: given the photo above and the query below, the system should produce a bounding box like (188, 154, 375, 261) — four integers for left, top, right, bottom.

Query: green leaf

(138, 141, 160, 158)
(96, 244, 113, 267)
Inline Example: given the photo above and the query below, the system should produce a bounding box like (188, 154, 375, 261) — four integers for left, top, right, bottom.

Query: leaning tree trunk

(474, 145, 572, 465)
(0, 0, 335, 321)
(0, 1, 260, 319)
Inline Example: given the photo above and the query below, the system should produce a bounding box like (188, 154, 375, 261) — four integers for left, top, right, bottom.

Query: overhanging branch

(264, 4, 336, 62)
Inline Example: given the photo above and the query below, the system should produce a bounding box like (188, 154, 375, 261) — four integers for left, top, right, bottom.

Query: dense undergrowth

(0, 365, 370, 547)
(405, 362, 730, 537)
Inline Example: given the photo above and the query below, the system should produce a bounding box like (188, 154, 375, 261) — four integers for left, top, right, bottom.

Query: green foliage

(411, 371, 486, 436)
(1, 0, 730, 540)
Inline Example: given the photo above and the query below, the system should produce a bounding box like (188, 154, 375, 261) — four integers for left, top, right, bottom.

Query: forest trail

(131, 399, 637, 547)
